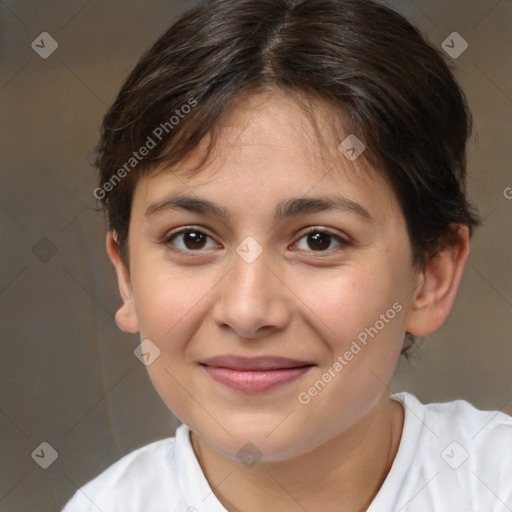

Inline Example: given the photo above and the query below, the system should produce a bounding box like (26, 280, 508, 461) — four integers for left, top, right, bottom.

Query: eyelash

(161, 226, 349, 257)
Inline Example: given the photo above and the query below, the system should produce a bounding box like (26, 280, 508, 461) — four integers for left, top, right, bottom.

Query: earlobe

(405, 225, 470, 336)
(105, 232, 140, 334)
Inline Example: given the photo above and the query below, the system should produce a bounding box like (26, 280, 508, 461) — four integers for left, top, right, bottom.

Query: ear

(106, 231, 139, 333)
(405, 225, 470, 336)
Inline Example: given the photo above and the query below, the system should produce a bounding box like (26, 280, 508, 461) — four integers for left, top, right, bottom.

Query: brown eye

(307, 232, 332, 251)
(165, 228, 217, 252)
(294, 229, 347, 253)
(182, 230, 207, 249)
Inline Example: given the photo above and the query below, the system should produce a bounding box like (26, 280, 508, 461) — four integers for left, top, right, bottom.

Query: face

(112, 90, 423, 462)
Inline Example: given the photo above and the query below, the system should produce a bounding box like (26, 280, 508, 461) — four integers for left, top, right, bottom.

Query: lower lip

(201, 365, 313, 393)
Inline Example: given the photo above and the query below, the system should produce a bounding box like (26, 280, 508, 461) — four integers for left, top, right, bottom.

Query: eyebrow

(145, 194, 374, 223)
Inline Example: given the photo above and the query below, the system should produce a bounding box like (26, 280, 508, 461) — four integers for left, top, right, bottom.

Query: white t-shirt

(61, 392, 512, 511)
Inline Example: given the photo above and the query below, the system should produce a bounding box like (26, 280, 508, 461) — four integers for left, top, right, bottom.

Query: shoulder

(423, 393, 512, 468)
(61, 435, 183, 511)
(390, 392, 512, 508)
(370, 393, 512, 511)
(396, 391, 512, 432)
(415, 393, 512, 443)
(396, 391, 512, 454)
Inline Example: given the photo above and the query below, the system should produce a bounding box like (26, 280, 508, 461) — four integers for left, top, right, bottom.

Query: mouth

(199, 355, 315, 393)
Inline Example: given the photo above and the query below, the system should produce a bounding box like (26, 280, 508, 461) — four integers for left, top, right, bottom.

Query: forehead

(134, 89, 400, 222)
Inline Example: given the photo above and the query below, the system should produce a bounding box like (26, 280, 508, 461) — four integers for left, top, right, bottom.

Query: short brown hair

(93, 0, 481, 354)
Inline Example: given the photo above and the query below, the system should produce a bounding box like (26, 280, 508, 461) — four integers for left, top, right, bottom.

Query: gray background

(1, 0, 511, 510)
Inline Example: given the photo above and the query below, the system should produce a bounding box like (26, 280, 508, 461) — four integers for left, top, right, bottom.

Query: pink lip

(199, 355, 315, 393)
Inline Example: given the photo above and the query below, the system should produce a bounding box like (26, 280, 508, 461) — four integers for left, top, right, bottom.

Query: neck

(191, 392, 404, 512)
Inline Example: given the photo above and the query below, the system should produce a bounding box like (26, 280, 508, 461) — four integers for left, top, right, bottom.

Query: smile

(199, 355, 315, 393)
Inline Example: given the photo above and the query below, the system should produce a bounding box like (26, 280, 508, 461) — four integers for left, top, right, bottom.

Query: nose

(212, 247, 292, 340)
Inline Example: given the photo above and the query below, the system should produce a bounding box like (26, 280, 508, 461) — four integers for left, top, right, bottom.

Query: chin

(199, 421, 319, 465)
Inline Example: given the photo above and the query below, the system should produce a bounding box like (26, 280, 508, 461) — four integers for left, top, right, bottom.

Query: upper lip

(199, 355, 315, 371)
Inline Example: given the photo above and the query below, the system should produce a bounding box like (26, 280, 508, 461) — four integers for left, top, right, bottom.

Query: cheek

(290, 264, 407, 408)
(289, 265, 400, 350)
(131, 262, 215, 349)
(130, 264, 219, 424)
(290, 267, 405, 425)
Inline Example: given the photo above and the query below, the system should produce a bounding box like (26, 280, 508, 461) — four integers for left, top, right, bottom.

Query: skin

(106, 89, 470, 512)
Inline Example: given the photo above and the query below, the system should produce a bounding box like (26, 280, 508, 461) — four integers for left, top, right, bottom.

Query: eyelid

(162, 225, 215, 242)
(294, 226, 349, 243)
(161, 225, 220, 254)
(290, 226, 350, 253)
